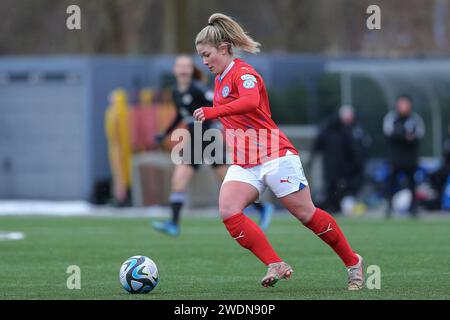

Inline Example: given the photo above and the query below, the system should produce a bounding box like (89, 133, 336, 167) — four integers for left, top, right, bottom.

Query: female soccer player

(193, 13, 364, 290)
(152, 55, 274, 236)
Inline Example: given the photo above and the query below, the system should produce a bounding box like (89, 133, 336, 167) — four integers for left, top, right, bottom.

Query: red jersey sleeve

(203, 72, 260, 120)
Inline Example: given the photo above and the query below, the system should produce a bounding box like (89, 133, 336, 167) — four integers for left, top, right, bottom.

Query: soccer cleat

(259, 203, 274, 231)
(152, 220, 180, 237)
(261, 261, 293, 287)
(347, 254, 364, 291)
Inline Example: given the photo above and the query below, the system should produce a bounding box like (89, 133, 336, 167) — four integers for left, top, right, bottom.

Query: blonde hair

(195, 13, 261, 55)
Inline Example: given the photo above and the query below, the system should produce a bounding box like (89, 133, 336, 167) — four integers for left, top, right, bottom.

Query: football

(119, 255, 159, 293)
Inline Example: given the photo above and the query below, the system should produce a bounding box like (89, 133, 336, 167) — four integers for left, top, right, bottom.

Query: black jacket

(163, 80, 214, 137)
(383, 110, 425, 167)
(313, 115, 370, 180)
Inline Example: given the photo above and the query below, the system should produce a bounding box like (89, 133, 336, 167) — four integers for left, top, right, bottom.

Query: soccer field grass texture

(0, 215, 449, 300)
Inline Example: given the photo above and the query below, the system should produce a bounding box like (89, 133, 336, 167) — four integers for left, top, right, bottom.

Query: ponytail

(195, 13, 261, 55)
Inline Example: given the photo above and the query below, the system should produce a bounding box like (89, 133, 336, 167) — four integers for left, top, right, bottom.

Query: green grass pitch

(1, 214, 449, 299)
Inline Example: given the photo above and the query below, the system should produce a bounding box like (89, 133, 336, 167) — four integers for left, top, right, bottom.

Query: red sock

(223, 213, 282, 265)
(305, 208, 359, 267)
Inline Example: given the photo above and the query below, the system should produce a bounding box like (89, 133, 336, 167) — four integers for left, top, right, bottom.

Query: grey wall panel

(0, 82, 85, 199)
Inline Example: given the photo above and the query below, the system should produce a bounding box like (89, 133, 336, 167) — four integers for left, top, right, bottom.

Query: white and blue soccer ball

(119, 255, 159, 294)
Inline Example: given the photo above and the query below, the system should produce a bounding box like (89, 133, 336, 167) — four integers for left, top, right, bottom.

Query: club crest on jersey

(243, 79, 256, 89)
(222, 86, 230, 98)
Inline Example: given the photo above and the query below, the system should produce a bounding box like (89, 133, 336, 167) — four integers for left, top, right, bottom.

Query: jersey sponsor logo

(222, 85, 230, 98)
(182, 94, 193, 105)
(243, 79, 256, 89)
(241, 74, 257, 82)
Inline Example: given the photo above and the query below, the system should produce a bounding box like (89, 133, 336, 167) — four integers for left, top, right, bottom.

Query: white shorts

(222, 153, 309, 199)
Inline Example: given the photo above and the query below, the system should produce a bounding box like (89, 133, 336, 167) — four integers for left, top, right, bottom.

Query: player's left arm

(194, 73, 260, 121)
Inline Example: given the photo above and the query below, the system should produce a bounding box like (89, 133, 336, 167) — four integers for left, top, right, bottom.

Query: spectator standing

(383, 95, 425, 217)
(312, 105, 371, 213)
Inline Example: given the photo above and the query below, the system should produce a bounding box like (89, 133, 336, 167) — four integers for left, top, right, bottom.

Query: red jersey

(202, 58, 298, 168)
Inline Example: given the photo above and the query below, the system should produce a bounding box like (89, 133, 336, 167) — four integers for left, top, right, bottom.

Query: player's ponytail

(195, 13, 261, 55)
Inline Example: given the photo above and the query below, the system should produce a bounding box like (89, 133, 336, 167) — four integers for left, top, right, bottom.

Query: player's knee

(293, 203, 316, 224)
(219, 201, 245, 220)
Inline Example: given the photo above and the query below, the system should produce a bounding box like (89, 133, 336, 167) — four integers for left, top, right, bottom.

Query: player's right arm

(162, 111, 183, 136)
(156, 90, 183, 143)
